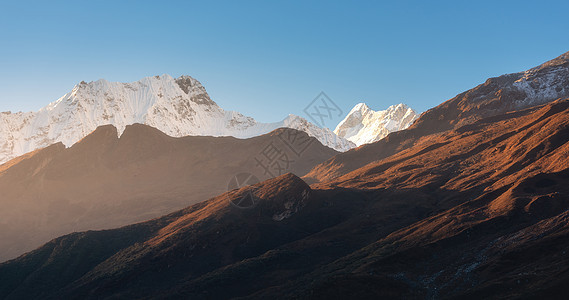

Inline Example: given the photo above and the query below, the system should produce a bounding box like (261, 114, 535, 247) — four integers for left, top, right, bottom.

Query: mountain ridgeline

(305, 51, 569, 183)
(0, 125, 338, 262)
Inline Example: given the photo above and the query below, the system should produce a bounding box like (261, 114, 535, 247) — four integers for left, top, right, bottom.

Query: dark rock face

(174, 75, 194, 94)
(175, 75, 216, 105)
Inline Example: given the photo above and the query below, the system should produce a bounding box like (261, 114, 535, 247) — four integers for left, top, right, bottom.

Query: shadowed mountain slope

(0, 124, 338, 262)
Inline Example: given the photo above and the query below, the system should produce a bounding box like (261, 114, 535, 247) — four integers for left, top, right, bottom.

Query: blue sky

(1, 0, 568, 125)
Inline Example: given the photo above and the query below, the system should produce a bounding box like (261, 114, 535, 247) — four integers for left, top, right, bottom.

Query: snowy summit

(0, 74, 355, 164)
(334, 103, 418, 146)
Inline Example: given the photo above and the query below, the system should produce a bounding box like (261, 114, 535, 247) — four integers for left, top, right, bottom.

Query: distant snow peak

(0, 75, 354, 164)
(334, 102, 418, 146)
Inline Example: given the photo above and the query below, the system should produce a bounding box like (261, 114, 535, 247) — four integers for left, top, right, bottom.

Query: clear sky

(1, 0, 568, 125)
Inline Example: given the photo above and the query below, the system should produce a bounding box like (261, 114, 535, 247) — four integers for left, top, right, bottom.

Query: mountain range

(334, 103, 418, 146)
(0, 75, 356, 164)
(0, 73, 423, 164)
(1, 51, 568, 299)
(0, 72, 421, 263)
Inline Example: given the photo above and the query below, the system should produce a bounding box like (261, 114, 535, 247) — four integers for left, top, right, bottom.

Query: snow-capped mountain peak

(334, 102, 418, 146)
(0, 75, 354, 164)
(352, 102, 370, 112)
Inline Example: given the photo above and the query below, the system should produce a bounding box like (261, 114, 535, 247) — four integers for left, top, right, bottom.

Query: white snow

(0, 74, 355, 164)
(512, 65, 568, 109)
(334, 103, 418, 146)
